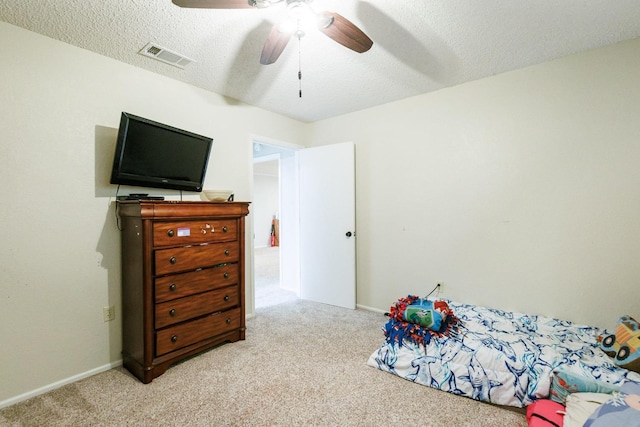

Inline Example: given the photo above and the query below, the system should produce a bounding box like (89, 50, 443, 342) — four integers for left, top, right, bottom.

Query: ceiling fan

(172, 0, 373, 65)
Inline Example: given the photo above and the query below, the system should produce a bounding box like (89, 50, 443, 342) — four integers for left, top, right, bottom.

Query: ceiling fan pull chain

(297, 30, 303, 98)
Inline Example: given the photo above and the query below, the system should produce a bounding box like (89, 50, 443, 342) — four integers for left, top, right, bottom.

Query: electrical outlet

(437, 283, 445, 295)
(103, 305, 115, 322)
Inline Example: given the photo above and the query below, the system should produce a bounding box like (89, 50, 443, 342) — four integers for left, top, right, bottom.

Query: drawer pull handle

(224, 250, 230, 256)
(224, 295, 230, 302)
(170, 257, 177, 264)
(169, 309, 176, 317)
(171, 335, 178, 343)
(226, 318, 232, 324)
(169, 284, 176, 292)
(222, 226, 228, 233)
(223, 272, 229, 279)
(167, 229, 175, 237)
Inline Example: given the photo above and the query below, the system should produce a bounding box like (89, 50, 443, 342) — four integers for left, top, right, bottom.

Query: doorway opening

(252, 142, 298, 308)
(254, 246, 296, 307)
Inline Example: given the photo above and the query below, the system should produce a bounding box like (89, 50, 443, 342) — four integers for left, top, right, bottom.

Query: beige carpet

(0, 299, 527, 426)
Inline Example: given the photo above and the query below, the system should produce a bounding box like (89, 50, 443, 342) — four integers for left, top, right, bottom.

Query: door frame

(249, 136, 302, 316)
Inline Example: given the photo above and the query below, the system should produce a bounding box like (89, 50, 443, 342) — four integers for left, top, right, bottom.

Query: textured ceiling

(2, 0, 640, 122)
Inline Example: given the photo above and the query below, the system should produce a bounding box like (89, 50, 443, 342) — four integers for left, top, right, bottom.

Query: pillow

(402, 299, 450, 330)
(388, 295, 452, 331)
(549, 367, 621, 404)
(563, 392, 612, 427)
(599, 315, 640, 373)
(583, 380, 640, 427)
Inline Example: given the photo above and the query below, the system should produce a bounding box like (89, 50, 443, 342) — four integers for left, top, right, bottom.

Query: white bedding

(367, 301, 640, 407)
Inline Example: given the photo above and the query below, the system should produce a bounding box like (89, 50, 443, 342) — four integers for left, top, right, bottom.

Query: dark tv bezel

(110, 112, 213, 192)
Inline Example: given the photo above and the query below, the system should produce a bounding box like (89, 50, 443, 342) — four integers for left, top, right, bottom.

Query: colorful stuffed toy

(600, 315, 640, 374)
(392, 296, 452, 330)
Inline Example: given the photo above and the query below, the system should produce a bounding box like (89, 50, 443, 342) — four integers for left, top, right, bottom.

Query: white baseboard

(0, 360, 122, 410)
(356, 303, 386, 314)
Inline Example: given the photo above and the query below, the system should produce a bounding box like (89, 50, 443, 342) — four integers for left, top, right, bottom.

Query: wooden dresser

(117, 200, 250, 383)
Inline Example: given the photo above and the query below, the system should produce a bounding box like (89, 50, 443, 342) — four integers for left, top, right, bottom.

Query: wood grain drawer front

(153, 220, 237, 247)
(155, 265, 239, 303)
(154, 242, 240, 275)
(155, 286, 239, 329)
(156, 307, 241, 356)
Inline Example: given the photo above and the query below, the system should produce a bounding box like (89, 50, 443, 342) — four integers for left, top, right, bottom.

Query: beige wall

(253, 163, 280, 247)
(2, 20, 639, 407)
(0, 23, 307, 405)
(309, 37, 640, 328)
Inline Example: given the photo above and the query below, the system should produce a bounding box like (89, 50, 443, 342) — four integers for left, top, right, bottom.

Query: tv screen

(110, 112, 213, 192)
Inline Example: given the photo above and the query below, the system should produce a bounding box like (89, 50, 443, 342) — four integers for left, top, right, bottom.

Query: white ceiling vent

(139, 42, 195, 69)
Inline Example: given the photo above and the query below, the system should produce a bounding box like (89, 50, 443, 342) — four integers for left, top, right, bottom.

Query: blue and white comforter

(367, 301, 640, 407)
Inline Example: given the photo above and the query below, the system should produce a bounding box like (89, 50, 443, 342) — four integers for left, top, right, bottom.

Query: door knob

(346, 231, 353, 238)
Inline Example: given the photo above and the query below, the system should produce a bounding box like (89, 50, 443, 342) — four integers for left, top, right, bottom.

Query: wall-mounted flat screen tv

(110, 112, 213, 192)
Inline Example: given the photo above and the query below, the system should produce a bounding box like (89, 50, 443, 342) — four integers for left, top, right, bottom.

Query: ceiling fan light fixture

(284, 0, 324, 34)
(174, 0, 372, 65)
(286, 0, 312, 19)
(278, 19, 296, 34)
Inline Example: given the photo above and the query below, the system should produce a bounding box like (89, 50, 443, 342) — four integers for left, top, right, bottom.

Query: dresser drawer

(156, 307, 241, 356)
(155, 264, 239, 303)
(154, 242, 239, 275)
(155, 285, 239, 329)
(153, 220, 237, 247)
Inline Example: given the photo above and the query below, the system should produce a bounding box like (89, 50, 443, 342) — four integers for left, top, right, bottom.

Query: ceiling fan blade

(318, 12, 373, 53)
(260, 24, 292, 65)
(172, 0, 254, 9)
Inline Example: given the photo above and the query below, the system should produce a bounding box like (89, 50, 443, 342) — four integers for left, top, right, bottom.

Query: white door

(299, 142, 356, 309)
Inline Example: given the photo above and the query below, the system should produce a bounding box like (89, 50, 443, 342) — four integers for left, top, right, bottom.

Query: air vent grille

(139, 43, 195, 69)
(146, 46, 162, 56)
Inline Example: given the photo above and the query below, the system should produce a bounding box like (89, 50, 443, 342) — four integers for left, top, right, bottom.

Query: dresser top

(117, 200, 250, 219)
